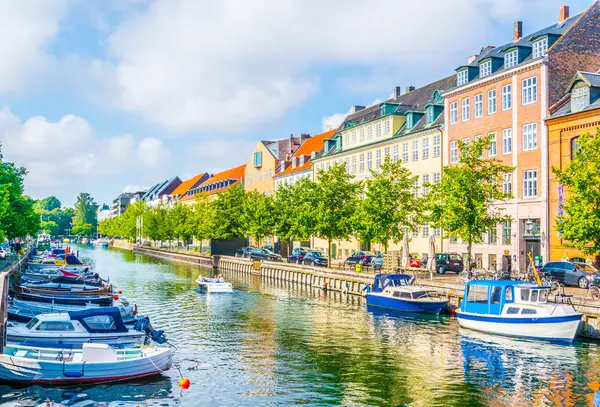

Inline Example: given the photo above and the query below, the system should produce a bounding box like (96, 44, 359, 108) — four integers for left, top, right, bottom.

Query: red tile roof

(275, 129, 334, 177)
(171, 173, 208, 196)
(181, 164, 246, 201)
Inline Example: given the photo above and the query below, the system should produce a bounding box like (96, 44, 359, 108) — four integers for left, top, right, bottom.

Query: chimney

(559, 5, 570, 23)
(405, 86, 415, 94)
(467, 55, 478, 64)
(394, 86, 401, 99)
(513, 21, 522, 42)
(350, 105, 366, 114)
(300, 133, 310, 144)
(280, 160, 285, 170)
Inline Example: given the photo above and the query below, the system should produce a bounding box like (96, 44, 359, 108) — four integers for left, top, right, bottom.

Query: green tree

(73, 192, 99, 227)
(427, 136, 514, 270)
(312, 162, 361, 267)
(274, 179, 314, 248)
(192, 193, 215, 249)
(170, 202, 195, 248)
(354, 156, 422, 252)
(36, 196, 61, 212)
(242, 191, 276, 247)
(72, 223, 95, 236)
(40, 220, 59, 235)
(212, 185, 246, 240)
(553, 129, 600, 255)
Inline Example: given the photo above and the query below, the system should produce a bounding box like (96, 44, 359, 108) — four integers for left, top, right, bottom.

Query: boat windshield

(411, 291, 428, 299)
(25, 317, 39, 330)
(390, 279, 409, 287)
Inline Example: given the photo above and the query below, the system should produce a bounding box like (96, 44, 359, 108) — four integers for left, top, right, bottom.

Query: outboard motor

(134, 316, 167, 345)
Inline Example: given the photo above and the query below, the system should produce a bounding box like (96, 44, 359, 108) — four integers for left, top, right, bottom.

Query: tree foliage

(427, 136, 514, 268)
(73, 192, 99, 228)
(553, 129, 600, 255)
(242, 190, 276, 246)
(212, 185, 246, 240)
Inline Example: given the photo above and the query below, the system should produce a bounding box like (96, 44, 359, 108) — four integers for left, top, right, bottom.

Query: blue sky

(0, 0, 591, 206)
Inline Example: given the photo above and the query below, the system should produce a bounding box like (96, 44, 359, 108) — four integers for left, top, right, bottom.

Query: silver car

(540, 261, 600, 288)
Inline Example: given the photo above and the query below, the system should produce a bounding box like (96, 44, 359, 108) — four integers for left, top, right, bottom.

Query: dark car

(344, 251, 377, 266)
(235, 247, 255, 258)
(302, 250, 328, 267)
(249, 248, 282, 261)
(540, 261, 600, 288)
(288, 247, 309, 263)
(433, 253, 464, 274)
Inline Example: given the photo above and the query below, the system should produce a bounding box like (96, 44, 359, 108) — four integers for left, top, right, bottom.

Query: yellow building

(547, 71, 600, 262)
(311, 78, 455, 261)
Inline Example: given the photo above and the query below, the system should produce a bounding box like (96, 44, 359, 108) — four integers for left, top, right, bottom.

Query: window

(412, 180, 419, 198)
(502, 129, 512, 154)
(375, 149, 382, 169)
(367, 126, 373, 140)
(572, 86, 590, 112)
(359, 154, 365, 172)
(412, 228, 419, 238)
(532, 37, 548, 58)
(488, 133, 497, 156)
(474, 93, 483, 118)
(426, 106, 434, 123)
(450, 141, 458, 164)
(402, 143, 409, 162)
(505, 287, 513, 301)
(450, 102, 458, 124)
(384, 120, 391, 135)
(367, 152, 373, 170)
(571, 137, 580, 160)
(37, 321, 76, 331)
(522, 123, 537, 151)
(457, 69, 468, 86)
(433, 172, 441, 183)
(502, 84, 512, 110)
(412, 140, 419, 161)
(344, 134, 349, 146)
(523, 170, 538, 198)
(491, 286, 501, 303)
(531, 290, 539, 302)
(474, 135, 483, 158)
(521, 308, 537, 315)
(406, 114, 414, 130)
(375, 123, 382, 137)
(384, 147, 390, 158)
(253, 151, 262, 167)
(488, 227, 497, 245)
(393, 145, 399, 162)
(422, 138, 430, 160)
(351, 156, 356, 174)
(422, 174, 430, 195)
(504, 50, 518, 68)
(467, 285, 489, 303)
(422, 224, 429, 238)
(502, 173, 512, 195)
(480, 60, 492, 78)
(359, 128, 365, 142)
(488, 89, 497, 114)
(433, 134, 441, 157)
(506, 307, 520, 315)
(434, 228, 442, 238)
(502, 220, 511, 244)
(520, 288, 530, 302)
(522, 76, 537, 105)
(461, 98, 470, 121)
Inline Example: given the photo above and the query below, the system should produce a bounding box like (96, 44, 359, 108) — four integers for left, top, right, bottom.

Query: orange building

(180, 164, 246, 204)
(547, 71, 600, 262)
(169, 172, 209, 202)
(443, 4, 600, 271)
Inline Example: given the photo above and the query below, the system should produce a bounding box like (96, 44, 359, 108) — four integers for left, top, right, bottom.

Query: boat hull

(28, 263, 90, 273)
(7, 331, 146, 347)
(456, 311, 582, 342)
(366, 293, 448, 314)
(16, 292, 113, 306)
(196, 280, 233, 293)
(0, 347, 172, 384)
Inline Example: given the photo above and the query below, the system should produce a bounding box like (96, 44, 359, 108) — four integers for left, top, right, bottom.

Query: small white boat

(0, 342, 172, 384)
(456, 280, 582, 342)
(196, 276, 233, 293)
(7, 308, 146, 347)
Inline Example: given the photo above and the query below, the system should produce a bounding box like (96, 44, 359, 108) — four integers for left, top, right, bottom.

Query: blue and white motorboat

(196, 276, 233, 293)
(456, 280, 582, 342)
(365, 274, 449, 314)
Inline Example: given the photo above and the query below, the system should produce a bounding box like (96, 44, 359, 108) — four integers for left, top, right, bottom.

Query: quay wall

(111, 240, 134, 251)
(125, 246, 600, 340)
(0, 251, 32, 352)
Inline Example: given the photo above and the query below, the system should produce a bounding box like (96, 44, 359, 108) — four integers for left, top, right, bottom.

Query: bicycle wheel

(590, 286, 600, 300)
(550, 280, 561, 293)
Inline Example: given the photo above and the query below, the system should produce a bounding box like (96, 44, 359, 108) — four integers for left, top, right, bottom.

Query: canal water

(2, 245, 600, 407)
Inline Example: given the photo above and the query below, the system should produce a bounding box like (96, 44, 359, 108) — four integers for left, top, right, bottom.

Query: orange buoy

(179, 377, 191, 389)
(118, 290, 123, 294)
(113, 295, 119, 301)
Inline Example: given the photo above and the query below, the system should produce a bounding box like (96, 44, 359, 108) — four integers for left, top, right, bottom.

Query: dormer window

(406, 113, 414, 130)
(504, 50, 518, 68)
(457, 69, 468, 86)
(426, 106, 435, 124)
(532, 37, 548, 58)
(571, 86, 590, 112)
(480, 60, 492, 78)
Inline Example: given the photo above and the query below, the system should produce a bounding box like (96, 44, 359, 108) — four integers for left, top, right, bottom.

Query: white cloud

(321, 99, 382, 132)
(0, 107, 171, 205)
(186, 138, 256, 176)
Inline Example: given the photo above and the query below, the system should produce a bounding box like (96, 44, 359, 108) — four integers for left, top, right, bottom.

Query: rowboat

(196, 276, 233, 293)
(16, 291, 113, 307)
(0, 343, 172, 383)
(7, 308, 146, 347)
(28, 254, 91, 273)
(17, 285, 112, 296)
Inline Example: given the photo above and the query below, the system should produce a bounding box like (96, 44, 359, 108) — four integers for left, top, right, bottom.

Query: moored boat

(365, 274, 449, 314)
(0, 342, 172, 384)
(28, 254, 91, 273)
(455, 280, 582, 342)
(16, 291, 113, 307)
(196, 276, 233, 293)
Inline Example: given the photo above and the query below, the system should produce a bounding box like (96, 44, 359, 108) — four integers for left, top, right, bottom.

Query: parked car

(262, 245, 274, 252)
(0, 248, 7, 260)
(433, 253, 464, 274)
(302, 250, 328, 267)
(288, 247, 309, 263)
(408, 252, 422, 268)
(235, 247, 255, 258)
(249, 248, 282, 261)
(371, 254, 384, 270)
(344, 251, 377, 266)
(569, 257, 586, 264)
(540, 261, 600, 288)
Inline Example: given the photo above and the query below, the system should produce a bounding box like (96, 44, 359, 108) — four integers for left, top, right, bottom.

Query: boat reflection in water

(459, 329, 582, 406)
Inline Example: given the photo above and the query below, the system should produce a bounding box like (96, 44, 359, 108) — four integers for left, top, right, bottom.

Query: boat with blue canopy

(364, 274, 449, 314)
(456, 280, 582, 342)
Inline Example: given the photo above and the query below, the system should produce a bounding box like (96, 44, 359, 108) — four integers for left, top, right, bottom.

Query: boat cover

(65, 254, 83, 265)
(372, 273, 412, 293)
(68, 307, 128, 333)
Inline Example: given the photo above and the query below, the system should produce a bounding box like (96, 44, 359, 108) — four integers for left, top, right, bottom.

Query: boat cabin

(461, 281, 551, 316)
(23, 308, 129, 334)
(371, 274, 413, 293)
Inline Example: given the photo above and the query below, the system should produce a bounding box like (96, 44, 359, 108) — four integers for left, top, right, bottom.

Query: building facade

(311, 78, 454, 261)
(181, 164, 246, 205)
(443, 4, 600, 271)
(547, 71, 600, 262)
(169, 173, 209, 203)
(141, 177, 182, 208)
